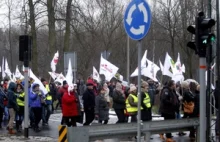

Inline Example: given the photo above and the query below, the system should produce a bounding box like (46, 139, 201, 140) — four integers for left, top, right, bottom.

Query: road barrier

(66, 118, 200, 142)
(58, 125, 67, 142)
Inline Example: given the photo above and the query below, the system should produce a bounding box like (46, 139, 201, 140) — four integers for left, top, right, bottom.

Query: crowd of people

(1, 75, 219, 142)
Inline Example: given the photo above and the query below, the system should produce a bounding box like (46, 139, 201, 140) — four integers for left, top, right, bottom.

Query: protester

(29, 84, 44, 132)
(141, 81, 152, 121)
(62, 84, 80, 127)
(0, 85, 5, 128)
(95, 87, 109, 124)
(126, 85, 138, 122)
(112, 82, 126, 123)
(83, 80, 95, 126)
(15, 83, 25, 132)
(159, 80, 179, 142)
(7, 82, 18, 134)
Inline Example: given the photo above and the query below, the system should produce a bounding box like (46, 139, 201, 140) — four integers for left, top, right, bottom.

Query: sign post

(124, 0, 151, 141)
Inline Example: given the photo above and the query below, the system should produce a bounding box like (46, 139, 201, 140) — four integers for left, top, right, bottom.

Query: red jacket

(62, 91, 79, 117)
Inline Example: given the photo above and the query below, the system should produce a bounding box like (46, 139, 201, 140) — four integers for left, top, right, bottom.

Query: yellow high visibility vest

(17, 92, 25, 106)
(126, 94, 138, 113)
(143, 93, 151, 108)
(45, 84, 52, 101)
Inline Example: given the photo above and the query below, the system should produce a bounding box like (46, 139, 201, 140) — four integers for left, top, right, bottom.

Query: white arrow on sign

(126, 4, 136, 25)
(138, 2, 148, 23)
(130, 25, 145, 35)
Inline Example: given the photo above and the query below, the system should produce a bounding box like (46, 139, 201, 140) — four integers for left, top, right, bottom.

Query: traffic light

(187, 12, 216, 57)
(196, 12, 215, 57)
(187, 25, 197, 54)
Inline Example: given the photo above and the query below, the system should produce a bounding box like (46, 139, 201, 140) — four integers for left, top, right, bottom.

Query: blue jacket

(0, 87, 5, 108)
(29, 84, 44, 108)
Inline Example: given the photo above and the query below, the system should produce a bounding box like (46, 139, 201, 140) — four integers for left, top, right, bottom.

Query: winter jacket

(82, 89, 95, 110)
(95, 94, 109, 121)
(7, 82, 18, 111)
(29, 84, 44, 108)
(112, 90, 126, 110)
(159, 87, 179, 115)
(148, 84, 157, 106)
(57, 86, 68, 107)
(62, 91, 79, 117)
(79, 80, 87, 96)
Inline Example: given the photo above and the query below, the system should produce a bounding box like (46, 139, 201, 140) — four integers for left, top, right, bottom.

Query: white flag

(4, 58, 12, 77)
(163, 53, 174, 77)
(182, 64, 186, 73)
(48, 72, 59, 80)
(65, 59, 73, 85)
(159, 60, 164, 72)
(15, 65, 24, 80)
(99, 56, 119, 81)
(0, 66, 1, 73)
(51, 51, 59, 72)
(2, 57, 6, 79)
(131, 50, 147, 77)
(143, 59, 160, 82)
(93, 66, 100, 82)
(29, 69, 48, 95)
(55, 73, 66, 84)
(12, 73, 17, 82)
(22, 65, 25, 72)
(173, 53, 183, 75)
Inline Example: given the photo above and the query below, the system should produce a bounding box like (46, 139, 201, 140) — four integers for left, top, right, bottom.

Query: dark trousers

(32, 107, 42, 128)
(130, 114, 137, 122)
(162, 113, 176, 138)
(0, 107, 4, 124)
(183, 113, 195, 137)
(141, 108, 152, 122)
(63, 116, 77, 127)
(16, 106, 24, 129)
(83, 108, 95, 126)
(115, 109, 125, 123)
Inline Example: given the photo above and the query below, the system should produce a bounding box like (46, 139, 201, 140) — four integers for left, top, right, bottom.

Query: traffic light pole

(24, 51, 29, 138)
(200, 57, 207, 142)
(216, 0, 220, 138)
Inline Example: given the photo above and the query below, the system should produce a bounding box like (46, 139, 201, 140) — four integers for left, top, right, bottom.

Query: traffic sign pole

(137, 40, 142, 142)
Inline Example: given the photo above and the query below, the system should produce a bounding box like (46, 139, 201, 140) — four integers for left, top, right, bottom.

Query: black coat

(159, 87, 179, 115)
(82, 89, 95, 110)
(112, 90, 125, 110)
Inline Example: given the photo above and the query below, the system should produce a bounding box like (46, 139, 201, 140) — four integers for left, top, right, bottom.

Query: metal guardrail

(67, 118, 200, 142)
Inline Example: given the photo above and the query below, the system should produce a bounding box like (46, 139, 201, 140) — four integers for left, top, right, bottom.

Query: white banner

(131, 50, 147, 77)
(65, 59, 73, 85)
(99, 56, 119, 81)
(93, 66, 100, 82)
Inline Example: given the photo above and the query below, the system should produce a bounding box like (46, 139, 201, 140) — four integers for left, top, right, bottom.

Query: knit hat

(86, 79, 94, 86)
(63, 80, 68, 86)
(130, 85, 137, 92)
(41, 78, 46, 82)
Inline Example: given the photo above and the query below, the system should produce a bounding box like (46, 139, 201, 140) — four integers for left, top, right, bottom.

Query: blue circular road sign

(124, 0, 152, 41)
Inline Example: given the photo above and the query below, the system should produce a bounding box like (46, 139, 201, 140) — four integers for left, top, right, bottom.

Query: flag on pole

(159, 60, 164, 72)
(99, 56, 119, 81)
(48, 72, 59, 80)
(182, 64, 186, 73)
(142, 59, 160, 82)
(162, 53, 173, 77)
(55, 73, 66, 84)
(131, 50, 147, 77)
(4, 58, 12, 77)
(2, 57, 6, 79)
(51, 51, 59, 72)
(29, 69, 48, 95)
(15, 65, 24, 80)
(93, 66, 100, 82)
(173, 53, 182, 75)
(65, 59, 73, 85)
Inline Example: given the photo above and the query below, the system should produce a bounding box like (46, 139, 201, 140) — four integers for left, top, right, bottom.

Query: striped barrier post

(58, 125, 67, 142)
